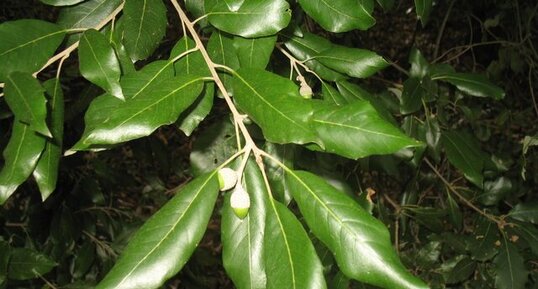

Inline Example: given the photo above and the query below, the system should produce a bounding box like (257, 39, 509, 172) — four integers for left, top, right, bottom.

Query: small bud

(218, 168, 238, 191)
(299, 83, 313, 99)
(230, 185, 250, 219)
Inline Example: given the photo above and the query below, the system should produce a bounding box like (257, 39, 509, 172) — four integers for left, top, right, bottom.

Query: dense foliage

(0, 0, 537, 288)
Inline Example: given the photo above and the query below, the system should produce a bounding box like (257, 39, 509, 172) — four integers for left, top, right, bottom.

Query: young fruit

(218, 168, 238, 191)
(230, 185, 250, 219)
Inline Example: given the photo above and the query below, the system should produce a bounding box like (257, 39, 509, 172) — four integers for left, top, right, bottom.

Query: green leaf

(431, 72, 505, 100)
(8, 248, 57, 280)
(71, 74, 204, 150)
(40, 0, 86, 6)
(222, 160, 267, 289)
(441, 130, 487, 188)
(479, 177, 512, 206)
(33, 78, 65, 201)
(186, 0, 210, 27)
(508, 202, 538, 224)
(0, 241, 9, 286)
(106, 17, 136, 74)
(376, 0, 394, 11)
(79, 29, 124, 100)
(298, 0, 375, 32)
(494, 239, 528, 289)
(513, 222, 538, 256)
(409, 48, 429, 78)
(321, 81, 347, 105)
(316, 46, 388, 78)
(445, 256, 476, 284)
(232, 68, 322, 146)
(4, 72, 51, 137)
(466, 217, 499, 261)
(207, 0, 291, 37)
(282, 32, 346, 81)
(95, 172, 220, 289)
(414, 0, 432, 26)
(234, 35, 277, 69)
(0, 122, 46, 204)
(264, 198, 327, 289)
(285, 170, 428, 289)
(123, 0, 167, 61)
(176, 83, 214, 136)
(311, 101, 421, 159)
(207, 30, 240, 89)
(0, 20, 65, 81)
(400, 77, 424, 114)
(170, 37, 211, 76)
(122, 60, 175, 99)
(58, 0, 122, 30)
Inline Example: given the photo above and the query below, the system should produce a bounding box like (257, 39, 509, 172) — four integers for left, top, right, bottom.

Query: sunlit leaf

(33, 78, 64, 200)
(286, 170, 428, 289)
(298, 0, 375, 32)
(207, 0, 291, 37)
(0, 19, 65, 81)
(79, 29, 124, 99)
(57, 0, 122, 30)
(95, 172, 219, 289)
(222, 160, 267, 289)
(123, 0, 167, 61)
(4, 72, 51, 137)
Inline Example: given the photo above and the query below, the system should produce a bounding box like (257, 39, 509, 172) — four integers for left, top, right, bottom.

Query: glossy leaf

(123, 0, 167, 61)
(79, 29, 124, 99)
(264, 142, 295, 205)
(400, 77, 424, 114)
(33, 78, 64, 200)
(311, 101, 421, 159)
(222, 160, 267, 289)
(283, 33, 345, 81)
(4, 72, 51, 137)
(71, 74, 204, 150)
(321, 81, 347, 105)
(0, 20, 65, 81)
(431, 72, 505, 100)
(264, 199, 327, 289)
(409, 48, 429, 78)
(208, 30, 240, 89)
(8, 248, 57, 280)
(441, 130, 487, 188)
(122, 60, 175, 99)
(0, 122, 46, 203)
(316, 46, 388, 78)
(445, 256, 476, 284)
(494, 239, 528, 289)
(190, 120, 237, 176)
(298, 0, 375, 32)
(170, 37, 211, 76)
(177, 83, 214, 136)
(234, 35, 277, 69)
(509, 202, 538, 224)
(232, 68, 322, 146)
(58, 0, 122, 30)
(207, 0, 291, 38)
(285, 170, 428, 289)
(479, 177, 512, 206)
(186, 0, 210, 27)
(466, 217, 499, 261)
(95, 172, 220, 289)
(414, 0, 432, 26)
(40, 0, 86, 6)
(106, 17, 136, 74)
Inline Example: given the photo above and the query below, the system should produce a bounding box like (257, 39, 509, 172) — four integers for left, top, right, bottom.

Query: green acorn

(230, 185, 250, 219)
(218, 168, 238, 191)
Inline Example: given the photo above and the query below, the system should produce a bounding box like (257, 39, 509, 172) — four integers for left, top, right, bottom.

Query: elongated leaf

(40, 0, 86, 6)
(441, 130, 487, 188)
(509, 202, 538, 224)
(71, 74, 204, 150)
(33, 78, 64, 200)
(466, 217, 499, 261)
(79, 29, 124, 99)
(400, 77, 424, 114)
(0, 122, 46, 203)
(283, 33, 345, 81)
(431, 72, 505, 100)
(264, 199, 326, 289)
(234, 35, 277, 69)
(222, 160, 267, 289)
(312, 101, 421, 159)
(58, 0, 122, 30)
(8, 248, 57, 280)
(232, 68, 322, 146)
(409, 48, 429, 78)
(321, 81, 347, 105)
(414, 0, 432, 25)
(123, 0, 167, 61)
(95, 172, 219, 288)
(177, 83, 214, 136)
(170, 37, 211, 76)
(494, 239, 528, 289)
(190, 120, 236, 176)
(208, 30, 240, 89)
(286, 170, 428, 289)
(4, 72, 51, 136)
(122, 60, 175, 99)
(0, 20, 65, 81)
(316, 46, 388, 78)
(106, 17, 136, 74)
(208, 0, 291, 38)
(298, 0, 375, 32)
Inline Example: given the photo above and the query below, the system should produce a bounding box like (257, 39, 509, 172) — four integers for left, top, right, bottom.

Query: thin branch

(433, 0, 456, 59)
(529, 67, 538, 117)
